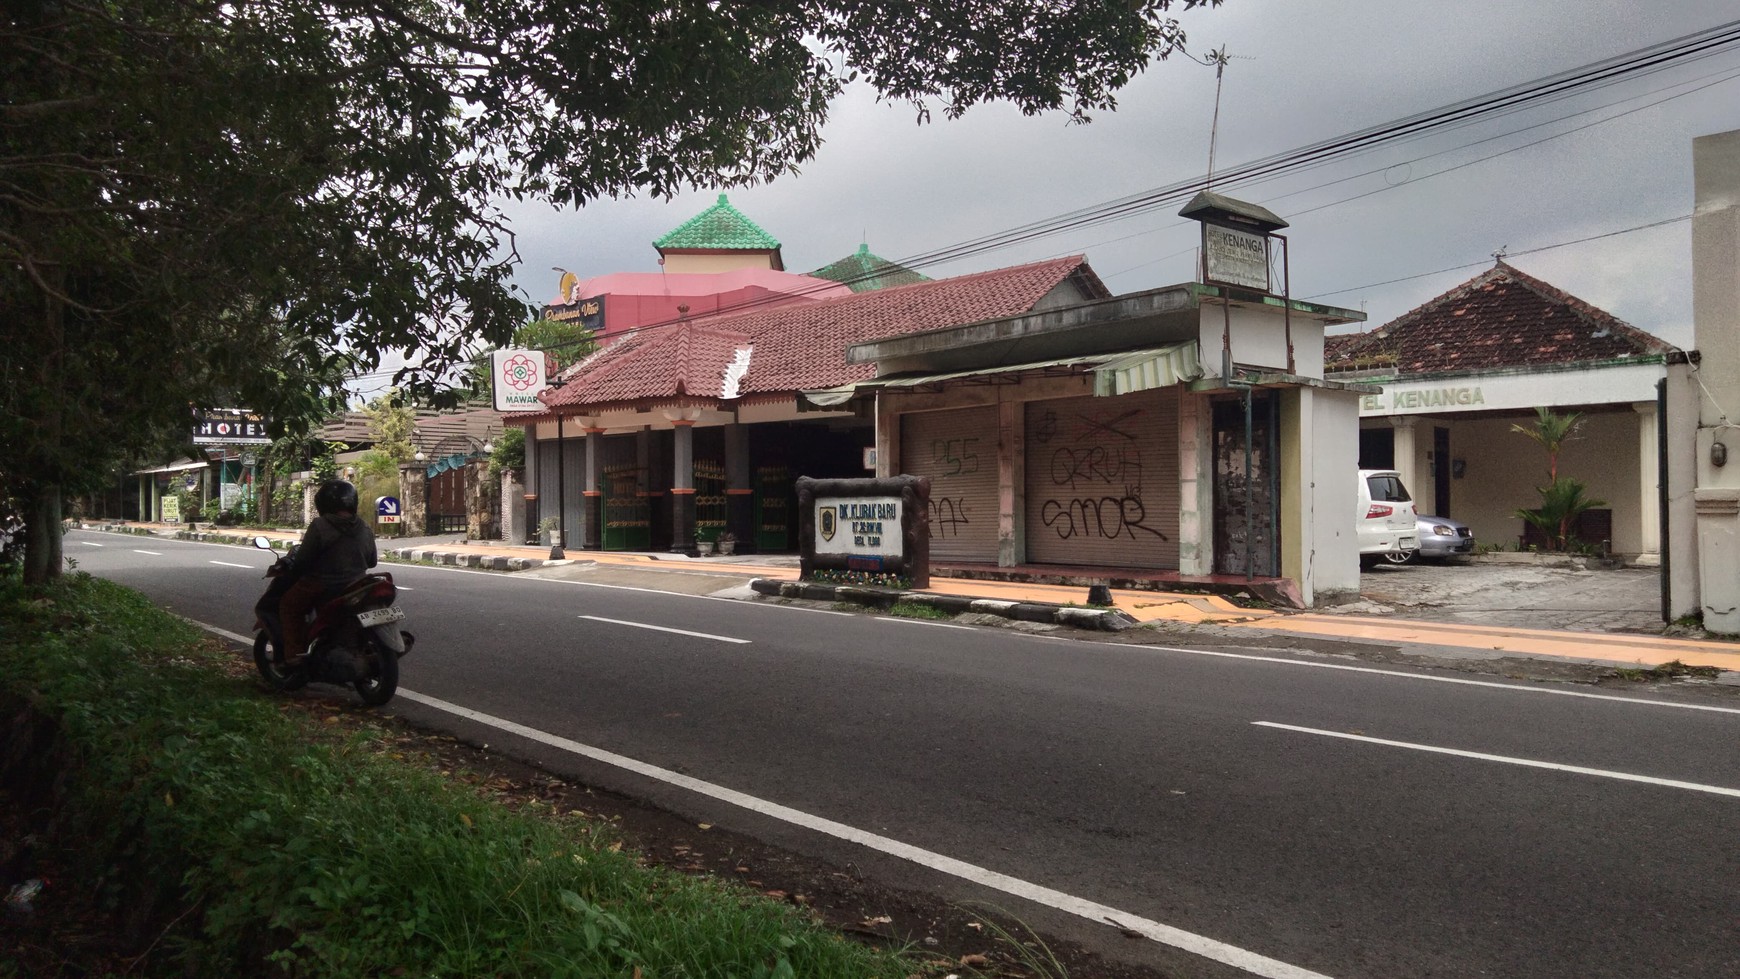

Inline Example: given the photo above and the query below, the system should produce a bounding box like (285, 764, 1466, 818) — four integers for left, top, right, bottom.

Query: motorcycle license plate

(356, 606, 405, 628)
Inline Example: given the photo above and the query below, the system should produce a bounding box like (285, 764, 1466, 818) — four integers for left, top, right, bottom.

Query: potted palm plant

(717, 531, 737, 556)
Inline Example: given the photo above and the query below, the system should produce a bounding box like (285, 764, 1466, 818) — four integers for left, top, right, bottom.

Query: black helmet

(314, 479, 358, 517)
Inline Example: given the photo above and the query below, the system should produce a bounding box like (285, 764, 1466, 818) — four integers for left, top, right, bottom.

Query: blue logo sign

(377, 496, 401, 517)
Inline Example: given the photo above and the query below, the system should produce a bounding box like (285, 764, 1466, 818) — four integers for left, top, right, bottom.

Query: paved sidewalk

(83, 522, 1740, 676)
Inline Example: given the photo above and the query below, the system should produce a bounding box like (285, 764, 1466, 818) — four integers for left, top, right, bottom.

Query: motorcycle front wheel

(253, 630, 309, 692)
(353, 636, 400, 707)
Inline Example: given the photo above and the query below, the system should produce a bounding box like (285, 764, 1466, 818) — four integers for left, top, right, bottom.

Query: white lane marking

(1253, 721, 1740, 799)
(186, 619, 254, 645)
(80, 541, 104, 547)
(1072, 640, 1740, 716)
(578, 615, 751, 644)
(559, 577, 854, 615)
(184, 612, 1325, 976)
(396, 586, 415, 591)
(133, 549, 163, 556)
(210, 561, 254, 569)
(878, 616, 977, 631)
(396, 688, 1332, 979)
(386, 562, 856, 616)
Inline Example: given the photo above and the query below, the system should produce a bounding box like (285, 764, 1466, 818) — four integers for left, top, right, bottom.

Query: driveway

(1350, 558, 1666, 634)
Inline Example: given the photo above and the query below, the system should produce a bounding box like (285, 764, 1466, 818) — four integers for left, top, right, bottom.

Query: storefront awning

(130, 458, 211, 476)
(802, 342, 1203, 407)
(1092, 341, 1203, 397)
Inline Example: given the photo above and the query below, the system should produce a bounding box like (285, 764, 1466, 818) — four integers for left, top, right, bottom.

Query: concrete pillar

(1634, 402, 1660, 559)
(582, 425, 603, 549)
(502, 471, 524, 544)
(1390, 416, 1420, 499)
(996, 400, 1020, 567)
(398, 464, 427, 537)
(1692, 129, 1740, 632)
(670, 417, 696, 554)
(466, 460, 500, 540)
(1176, 391, 1213, 576)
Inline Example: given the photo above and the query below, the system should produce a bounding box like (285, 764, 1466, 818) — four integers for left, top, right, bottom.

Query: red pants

(279, 577, 328, 662)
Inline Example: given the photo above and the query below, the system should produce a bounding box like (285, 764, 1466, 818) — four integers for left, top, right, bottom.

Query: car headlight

(1429, 524, 1454, 536)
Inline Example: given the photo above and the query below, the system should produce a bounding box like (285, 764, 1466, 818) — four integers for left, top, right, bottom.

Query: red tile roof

(1325, 261, 1672, 377)
(539, 256, 1102, 412)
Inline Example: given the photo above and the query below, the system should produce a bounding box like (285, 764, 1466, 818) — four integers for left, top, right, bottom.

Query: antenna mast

(1205, 45, 1231, 191)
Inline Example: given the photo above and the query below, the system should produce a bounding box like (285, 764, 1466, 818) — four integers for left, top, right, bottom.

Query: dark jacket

(289, 513, 378, 590)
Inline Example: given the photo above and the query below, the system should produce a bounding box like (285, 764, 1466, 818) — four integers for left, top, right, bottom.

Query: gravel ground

(1352, 558, 1666, 633)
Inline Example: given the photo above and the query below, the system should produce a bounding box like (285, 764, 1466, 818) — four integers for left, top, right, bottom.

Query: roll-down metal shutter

(1023, 389, 1180, 569)
(901, 406, 1000, 563)
(535, 434, 586, 543)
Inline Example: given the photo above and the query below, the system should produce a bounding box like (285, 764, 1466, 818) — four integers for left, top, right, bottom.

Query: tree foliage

(1509, 407, 1585, 482)
(1, 0, 1214, 581)
(1511, 408, 1602, 550)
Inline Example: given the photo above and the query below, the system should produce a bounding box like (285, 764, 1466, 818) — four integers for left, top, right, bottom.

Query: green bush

(0, 573, 909, 978)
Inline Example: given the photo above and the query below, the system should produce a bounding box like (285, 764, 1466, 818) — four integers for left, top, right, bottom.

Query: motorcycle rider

(256, 479, 378, 666)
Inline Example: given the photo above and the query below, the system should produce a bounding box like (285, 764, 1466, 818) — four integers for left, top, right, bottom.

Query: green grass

(0, 571, 917, 978)
(887, 601, 952, 620)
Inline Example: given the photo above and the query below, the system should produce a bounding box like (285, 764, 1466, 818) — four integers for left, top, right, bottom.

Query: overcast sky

(366, 2, 1740, 399)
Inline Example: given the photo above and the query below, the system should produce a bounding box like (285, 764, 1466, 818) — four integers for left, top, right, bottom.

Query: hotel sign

(492, 348, 556, 412)
(192, 409, 272, 445)
(1202, 223, 1271, 292)
(1361, 386, 1488, 413)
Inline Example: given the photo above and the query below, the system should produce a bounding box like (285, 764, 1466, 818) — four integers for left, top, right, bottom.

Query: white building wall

(1403, 410, 1646, 554)
(1283, 386, 1360, 604)
(1199, 305, 1293, 374)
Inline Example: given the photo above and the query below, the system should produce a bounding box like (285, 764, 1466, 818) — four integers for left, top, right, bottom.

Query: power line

(1301, 212, 1693, 301)
(386, 17, 1740, 379)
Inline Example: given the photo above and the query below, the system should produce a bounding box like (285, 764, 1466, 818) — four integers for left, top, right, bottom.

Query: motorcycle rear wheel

(353, 636, 400, 707)
(253, 630, 308, 691)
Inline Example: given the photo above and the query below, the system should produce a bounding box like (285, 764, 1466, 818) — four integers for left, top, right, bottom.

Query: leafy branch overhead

(1, 0, 1216, 582)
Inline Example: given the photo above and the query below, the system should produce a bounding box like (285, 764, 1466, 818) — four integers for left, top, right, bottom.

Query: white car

(1358, 469, 1418, 567)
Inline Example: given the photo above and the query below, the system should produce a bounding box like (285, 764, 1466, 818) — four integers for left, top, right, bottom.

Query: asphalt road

(69, 529, 1740, 979)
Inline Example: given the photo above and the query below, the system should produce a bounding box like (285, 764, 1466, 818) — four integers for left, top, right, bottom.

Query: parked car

(1384, 514, 1475, 563)
(1358, 469, 1418, 567)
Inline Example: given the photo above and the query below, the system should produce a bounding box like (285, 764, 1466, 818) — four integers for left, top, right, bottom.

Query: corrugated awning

(801, 342, 1202, 407)
(130, 459, 211, 476)
(1092, 341, 1203, 397)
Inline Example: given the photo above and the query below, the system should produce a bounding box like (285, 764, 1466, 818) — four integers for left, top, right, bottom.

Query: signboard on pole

(1201, 223, 1271, 292)
(492, 349, 555, 412)
(376, 496, 402, 525)
(192, 408, 273, 445)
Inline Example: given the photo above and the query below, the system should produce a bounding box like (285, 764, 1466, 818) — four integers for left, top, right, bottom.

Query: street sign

(492, 348, 555, 411)
(376, 496, 401, 525)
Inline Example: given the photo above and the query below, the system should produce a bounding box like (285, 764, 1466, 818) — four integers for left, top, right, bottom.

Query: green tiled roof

(654, 194, 781, 252)
(811, 243, 931, 293)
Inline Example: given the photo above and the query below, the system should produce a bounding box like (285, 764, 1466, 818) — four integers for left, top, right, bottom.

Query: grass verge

(0, 571, 916, 978)
(886, 601, 952, 621)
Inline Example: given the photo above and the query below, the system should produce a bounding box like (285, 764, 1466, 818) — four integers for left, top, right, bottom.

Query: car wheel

(1383, 548, 1415, 565)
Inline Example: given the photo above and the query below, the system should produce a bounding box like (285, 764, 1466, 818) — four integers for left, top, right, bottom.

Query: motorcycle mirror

(253, 536, 273, 550)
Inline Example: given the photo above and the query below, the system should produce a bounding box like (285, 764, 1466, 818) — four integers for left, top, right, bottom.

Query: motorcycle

(251, 536, 412, 706)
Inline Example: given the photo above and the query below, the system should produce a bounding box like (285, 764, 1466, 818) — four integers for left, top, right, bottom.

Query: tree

(466, 317, 599, 400)
(359, 390, 418, 481)
(1, 0, 1215, 582)
(1511, 407, 1603, 551)
(1509, 407, 1585, 482)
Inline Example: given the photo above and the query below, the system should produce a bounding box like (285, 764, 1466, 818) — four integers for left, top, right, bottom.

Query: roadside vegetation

(0, 572, 919, 978)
